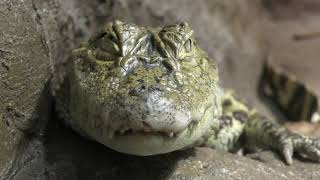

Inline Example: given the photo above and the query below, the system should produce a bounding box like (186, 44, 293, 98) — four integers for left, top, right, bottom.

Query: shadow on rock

(43, 114, 191, 180)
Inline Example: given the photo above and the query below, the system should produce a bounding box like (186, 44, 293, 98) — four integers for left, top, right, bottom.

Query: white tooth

(168, 132, 174, 137)
(107, 130, 114, 139)
(120, 128, 128, 134)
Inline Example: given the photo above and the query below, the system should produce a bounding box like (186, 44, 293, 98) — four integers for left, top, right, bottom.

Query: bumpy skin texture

(55, 21, 320, 165)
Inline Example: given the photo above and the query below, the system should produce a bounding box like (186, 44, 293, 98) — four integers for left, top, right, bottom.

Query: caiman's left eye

(90, 33, 121, 62)
(184, 39, 192, 52)
(95, 34, 120, 55)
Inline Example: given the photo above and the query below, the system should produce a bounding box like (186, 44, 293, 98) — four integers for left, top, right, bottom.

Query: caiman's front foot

(246, 114, 320, 165)
(275, 130, 320, 165)
(218, 92, 320, 165)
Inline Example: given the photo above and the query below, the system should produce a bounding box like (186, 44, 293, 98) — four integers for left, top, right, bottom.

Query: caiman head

(56, 20, 222, 155)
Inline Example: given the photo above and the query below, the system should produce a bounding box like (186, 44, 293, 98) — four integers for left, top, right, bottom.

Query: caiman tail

(259, 61, 319, 122)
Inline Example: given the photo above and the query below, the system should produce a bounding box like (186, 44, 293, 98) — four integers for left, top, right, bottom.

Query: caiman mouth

(113, 125, 179, 138)
(112, 117, 199, 138)
(89, 102, 218, 156)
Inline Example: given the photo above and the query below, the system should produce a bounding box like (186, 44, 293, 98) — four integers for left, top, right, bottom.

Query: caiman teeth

(107, 130, 115, 139)
(114, 127, 177, 138)
(142, 121, 152, 132)
(119, 128, 133, 135)
(120, 127, 130, 134)
(167, 132, 174, 137)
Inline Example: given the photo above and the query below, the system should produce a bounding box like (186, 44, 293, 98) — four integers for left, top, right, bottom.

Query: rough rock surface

(1, 0, 320, 179)
(0, 0, 112, 178)
(0, 0, 50, 177)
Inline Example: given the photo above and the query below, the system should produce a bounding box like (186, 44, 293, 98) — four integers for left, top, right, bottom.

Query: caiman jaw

(94, 102, 218, 156)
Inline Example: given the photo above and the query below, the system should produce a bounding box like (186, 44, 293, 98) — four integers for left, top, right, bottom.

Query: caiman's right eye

(91, 33, 121, 61)
(94, 34, 120, 54)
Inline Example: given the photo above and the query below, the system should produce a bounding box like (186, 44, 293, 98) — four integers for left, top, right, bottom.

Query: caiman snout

(103, 90, 192, 136)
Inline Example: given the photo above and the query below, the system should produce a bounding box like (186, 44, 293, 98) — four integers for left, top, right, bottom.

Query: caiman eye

(91, 33, 121, 61)
(95, 34, 120, 54)
(184, 39, 192, 52)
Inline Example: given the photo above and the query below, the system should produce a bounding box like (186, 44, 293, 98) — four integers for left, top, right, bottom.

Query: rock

(0, 0, 50, 177)
(0, 0, 111, 178)
(1, 0, 320, 179)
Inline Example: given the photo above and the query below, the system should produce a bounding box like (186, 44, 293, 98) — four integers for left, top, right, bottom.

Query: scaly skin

(54, 20, 320, 165)
(259, 61, 319, 122)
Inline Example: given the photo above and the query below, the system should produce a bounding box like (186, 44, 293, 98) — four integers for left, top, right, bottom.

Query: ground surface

(1, 0, 320, 179)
